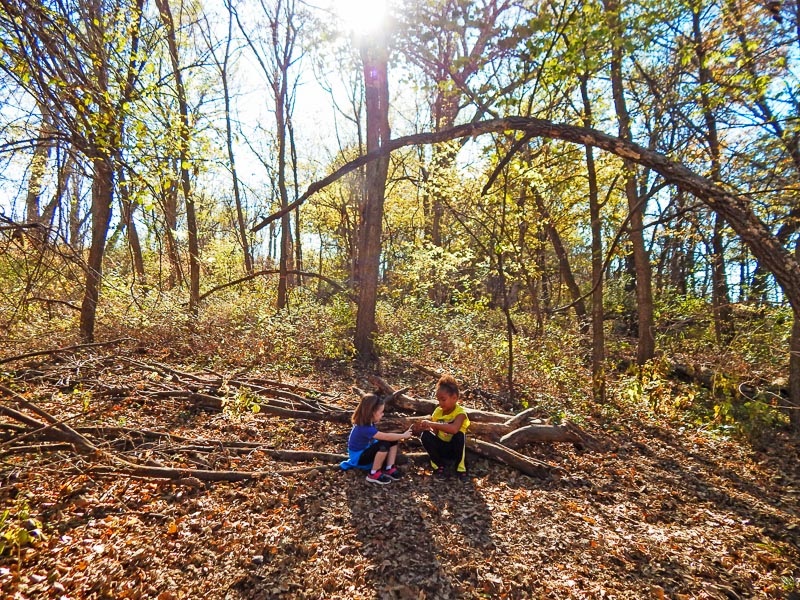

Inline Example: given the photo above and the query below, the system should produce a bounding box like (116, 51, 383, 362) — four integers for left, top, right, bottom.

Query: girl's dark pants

(420, 430, 467, 472)
(357, 439, 397, 466)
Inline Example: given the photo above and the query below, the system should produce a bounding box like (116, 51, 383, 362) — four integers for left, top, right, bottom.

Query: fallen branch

(0, 442, 73, 457)
(368, 375, 511, 423)
(467, 439, 562, 478)
(0, 384, 101, 453)
(0, 338, 135, 366)
(125, 358, 342, 413)
(197, 269, 355, 303)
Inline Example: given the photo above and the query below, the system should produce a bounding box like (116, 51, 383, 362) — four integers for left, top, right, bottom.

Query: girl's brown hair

(436, 374, 459, 397)
(352, 393, 385, 426)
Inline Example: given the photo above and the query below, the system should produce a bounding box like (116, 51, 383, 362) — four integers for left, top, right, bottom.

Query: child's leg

(437, 432, 466, 472)
(360, 440, 395, 472)
(358, 441, 383, 469)
(371, 449, 388, 472)
(420, 430, 445, 468)
(451, 432, 467, 472)
(386, 443, 398, 467)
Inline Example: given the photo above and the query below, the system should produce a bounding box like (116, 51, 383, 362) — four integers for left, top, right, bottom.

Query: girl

(413, 374, 471, 480)
(347, 393, 413, 485)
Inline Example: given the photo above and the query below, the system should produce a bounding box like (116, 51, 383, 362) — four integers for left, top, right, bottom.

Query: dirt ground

(1, 353, 799, 599)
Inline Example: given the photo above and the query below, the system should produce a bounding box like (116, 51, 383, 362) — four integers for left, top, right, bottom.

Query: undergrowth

(0, 255, 795, 446)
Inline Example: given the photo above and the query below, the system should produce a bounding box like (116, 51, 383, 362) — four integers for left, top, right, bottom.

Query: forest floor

(1, 346, 799, 600)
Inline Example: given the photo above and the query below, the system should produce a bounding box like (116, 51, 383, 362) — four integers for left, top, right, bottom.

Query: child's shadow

(344, 462, 494, 599)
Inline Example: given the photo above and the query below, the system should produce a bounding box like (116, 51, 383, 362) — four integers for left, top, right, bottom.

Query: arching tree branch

(251, 117, 800, 316)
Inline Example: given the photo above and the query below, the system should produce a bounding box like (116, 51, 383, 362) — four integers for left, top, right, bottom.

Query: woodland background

(0, 0, 799, 598)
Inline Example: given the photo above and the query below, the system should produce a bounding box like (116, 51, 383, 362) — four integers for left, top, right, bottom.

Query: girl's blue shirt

(348, 423, 378, 452)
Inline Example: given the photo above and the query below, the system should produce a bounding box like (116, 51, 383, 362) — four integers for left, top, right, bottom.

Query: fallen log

(499, 422, 588, 450)
(368, 375, 510, 423)
(368, 375, 592, 449)
(467, 439, 563, 478)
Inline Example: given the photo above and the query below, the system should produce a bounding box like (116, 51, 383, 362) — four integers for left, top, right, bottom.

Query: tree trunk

(68, 174, 84, 250)
(290, 118, 303, 284)
(79, 154, 114, 342)
(531, 186, 588, 330)
(604, 0, 655, 365)
(221, 4, 252, 274)
(118, 165, 145, 282)
(156, 0, 200, 315)
(161, 176, 183, 290)
(117, 0, 145, 283)
(354, 40, 390, 362)
(791, 240, 800, 433)
(666, 191, 691, 296)
(276, 87, 292, 310)
(693, 7, 734, 345)
(580, 75, 606, 403)
(25, 103, 54, 225)
(711, 213, 733, 343)
(267, 2, 296, 309)
(39, 152, 74, 241)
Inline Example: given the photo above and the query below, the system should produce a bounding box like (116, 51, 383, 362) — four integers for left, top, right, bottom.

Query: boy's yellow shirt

(431, 404, 470, 442)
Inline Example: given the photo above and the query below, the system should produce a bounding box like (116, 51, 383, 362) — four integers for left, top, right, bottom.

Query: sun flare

(334, 0, 389, 35)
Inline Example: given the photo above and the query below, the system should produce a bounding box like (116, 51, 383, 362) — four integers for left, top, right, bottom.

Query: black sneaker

(366, 471, 392, 485)
(433, 466, 450, 479)
(456, 470, 469, 482)
(383, 466, 403, 480)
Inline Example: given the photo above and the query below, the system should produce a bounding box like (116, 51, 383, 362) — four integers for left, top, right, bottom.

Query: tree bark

(25, 102, 54, 225)
(791, 240, 800, 433)
(269, 1, 297, 310)
(161, 176, 183, 290)
(118, 165, 145, 282)
(156, 0, 200, 315)
(79, 154, 114, 342)
(603, 0, 655, 365)
(580, 75, 606, 403)
(354, 40, 391, 362)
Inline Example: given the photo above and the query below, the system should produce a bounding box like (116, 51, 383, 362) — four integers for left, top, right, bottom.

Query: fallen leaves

(1, 354, 799, 599)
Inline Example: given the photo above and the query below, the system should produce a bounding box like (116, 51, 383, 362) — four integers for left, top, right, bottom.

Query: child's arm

(373, 426, 414, 442)
(416, 413, 466, 435)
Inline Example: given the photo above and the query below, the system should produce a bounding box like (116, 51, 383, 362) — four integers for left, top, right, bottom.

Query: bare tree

(603, 0, 655, 365)
(354, 36, 391, 361)
(0, 0, 146, 341)
(155, 0, 201, 315)
(234, 0, 302, 309)
(201, 1, 253, 274)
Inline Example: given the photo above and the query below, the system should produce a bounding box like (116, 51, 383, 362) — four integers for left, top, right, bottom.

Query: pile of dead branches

(0, 341, 597, 484)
